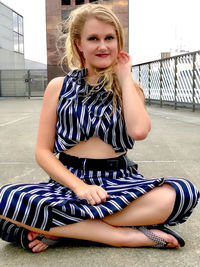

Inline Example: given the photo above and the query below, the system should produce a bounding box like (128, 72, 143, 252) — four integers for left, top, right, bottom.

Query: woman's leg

(0, 184, 178, 252)
(0, 184, 175, 231)
(102, 184, 176, 226)
(1, 217, 178, 253)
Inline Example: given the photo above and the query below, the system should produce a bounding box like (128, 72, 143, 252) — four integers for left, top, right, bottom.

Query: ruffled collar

(69, 68, 112, 96)
(69, 67, 87, 85)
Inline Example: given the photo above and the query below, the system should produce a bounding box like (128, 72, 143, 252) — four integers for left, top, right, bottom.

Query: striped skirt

(0, 154, 199, 243)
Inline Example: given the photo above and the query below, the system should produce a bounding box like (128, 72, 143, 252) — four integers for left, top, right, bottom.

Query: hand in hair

(114, 51, 132, 85)
(115, 51, 145, 103)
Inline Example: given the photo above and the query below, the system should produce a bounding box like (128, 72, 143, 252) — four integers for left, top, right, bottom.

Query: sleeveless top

(54, 68, 134, 154)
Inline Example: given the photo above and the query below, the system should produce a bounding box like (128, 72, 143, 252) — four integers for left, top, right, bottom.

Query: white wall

(0, 2, 25, 69)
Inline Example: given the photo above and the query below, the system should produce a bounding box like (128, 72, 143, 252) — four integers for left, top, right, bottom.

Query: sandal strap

(138, 226, 168, 248)
(36, 234, 60, 246)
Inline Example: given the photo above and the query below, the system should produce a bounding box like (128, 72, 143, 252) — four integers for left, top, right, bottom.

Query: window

(13, 32, 18, 52)
(61, 0, 71, 5)
(13, 12, 24, 54)
(19, 35, 24, 54)
(18, 16, 23, 35)
(61, 10, 71, 20)
(13, 12, 18, 32)
(75, 0, 84, 5)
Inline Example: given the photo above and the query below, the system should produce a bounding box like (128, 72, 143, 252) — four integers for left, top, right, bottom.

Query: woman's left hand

(114, 51, 132, 83)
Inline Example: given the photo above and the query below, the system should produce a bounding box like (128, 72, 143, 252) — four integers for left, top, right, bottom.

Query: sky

(1, 0, 200, 65)
(130, 0, 200, 64)
(1, 0, 47, 64)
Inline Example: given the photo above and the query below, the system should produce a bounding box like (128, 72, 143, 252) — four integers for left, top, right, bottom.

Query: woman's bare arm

(35, 77, 108, 205)
(115, 52, 151, 140)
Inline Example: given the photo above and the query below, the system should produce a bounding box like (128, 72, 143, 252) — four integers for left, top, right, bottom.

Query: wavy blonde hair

(58, 3, 125, 109)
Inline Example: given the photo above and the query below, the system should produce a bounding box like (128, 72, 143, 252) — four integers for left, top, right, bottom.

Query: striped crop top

(54, 68, 134, 153)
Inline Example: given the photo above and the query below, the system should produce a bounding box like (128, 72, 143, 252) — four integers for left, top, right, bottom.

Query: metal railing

(0, 69, 47, 98)
(1, 53, 200, 111)
(132, 50, 200, 111)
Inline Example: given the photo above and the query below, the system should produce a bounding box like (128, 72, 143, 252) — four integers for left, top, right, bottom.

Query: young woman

(0, 3, 199, 253)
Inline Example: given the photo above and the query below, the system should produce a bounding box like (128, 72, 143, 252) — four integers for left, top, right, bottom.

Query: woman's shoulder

(47, 68, 80, 87)
(44, 76, 65, 100)
(48, 76, 65, 87)
(45, 68, 86, 98)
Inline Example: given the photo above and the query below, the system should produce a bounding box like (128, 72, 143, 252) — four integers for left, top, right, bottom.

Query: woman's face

(76, 17, 119, 77)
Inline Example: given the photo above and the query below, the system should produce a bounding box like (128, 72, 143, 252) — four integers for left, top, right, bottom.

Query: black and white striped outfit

(0, 68, 199, 243)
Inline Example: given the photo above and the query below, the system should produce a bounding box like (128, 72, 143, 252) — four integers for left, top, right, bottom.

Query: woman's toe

(165, 235, 180, 248)
(32, 242, 48, 253)
(26, 231, 58, 252)
(26, 232, 49, 252)
(27, 231, 38, 242)
(151, 229, 180, 248)
(28, 239, 40, 249)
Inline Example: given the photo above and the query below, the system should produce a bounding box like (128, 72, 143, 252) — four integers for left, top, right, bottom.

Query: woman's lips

(96, 54, 110, 58)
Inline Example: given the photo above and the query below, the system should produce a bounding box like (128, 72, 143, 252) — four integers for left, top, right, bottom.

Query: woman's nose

(98, 40, 107, 50)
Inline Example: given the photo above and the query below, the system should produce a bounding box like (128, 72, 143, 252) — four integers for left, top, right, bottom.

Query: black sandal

(20, 228, 61, 251)
(137, 226, 185, 248)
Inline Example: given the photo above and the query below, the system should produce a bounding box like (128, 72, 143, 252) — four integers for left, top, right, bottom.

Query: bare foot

(27, 232, 58, 253)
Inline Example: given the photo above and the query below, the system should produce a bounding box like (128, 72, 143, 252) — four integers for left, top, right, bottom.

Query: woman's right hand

(73, 183, 109, 206)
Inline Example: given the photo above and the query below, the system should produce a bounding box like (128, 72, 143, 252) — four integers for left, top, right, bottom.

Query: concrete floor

(0, 98, 200, 267)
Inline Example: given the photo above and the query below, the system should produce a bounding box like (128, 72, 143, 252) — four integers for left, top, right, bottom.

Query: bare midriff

(63, 136, 125, 159)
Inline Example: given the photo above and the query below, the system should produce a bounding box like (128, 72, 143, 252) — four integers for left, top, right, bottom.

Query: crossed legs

(0, 184, 179, 252)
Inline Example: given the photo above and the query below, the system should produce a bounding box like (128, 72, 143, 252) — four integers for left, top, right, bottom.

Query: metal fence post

(192, 53, 196, 112)
(0, 70, 1, 97)
(148, 63, 151, 105)
(160, 61, 163, 107)
(174, 57, 178, 109)
(139, 65, 141, 84)
(27, 70, 31, 99)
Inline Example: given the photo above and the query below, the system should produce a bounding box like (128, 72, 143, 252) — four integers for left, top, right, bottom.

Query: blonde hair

(57, 3, 125, 110)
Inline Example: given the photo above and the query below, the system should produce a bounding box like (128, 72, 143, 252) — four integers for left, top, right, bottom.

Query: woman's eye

(88, 37, 97, 41)
(106, 36, 114, 40)
(87, 36, 115, 41)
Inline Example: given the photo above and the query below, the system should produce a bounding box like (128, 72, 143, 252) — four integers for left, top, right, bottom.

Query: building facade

(0, 1, 24, 69)
(0, 1, 26, 96)
(0, 1, 47, 97)
(46, 0, 129, 81)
